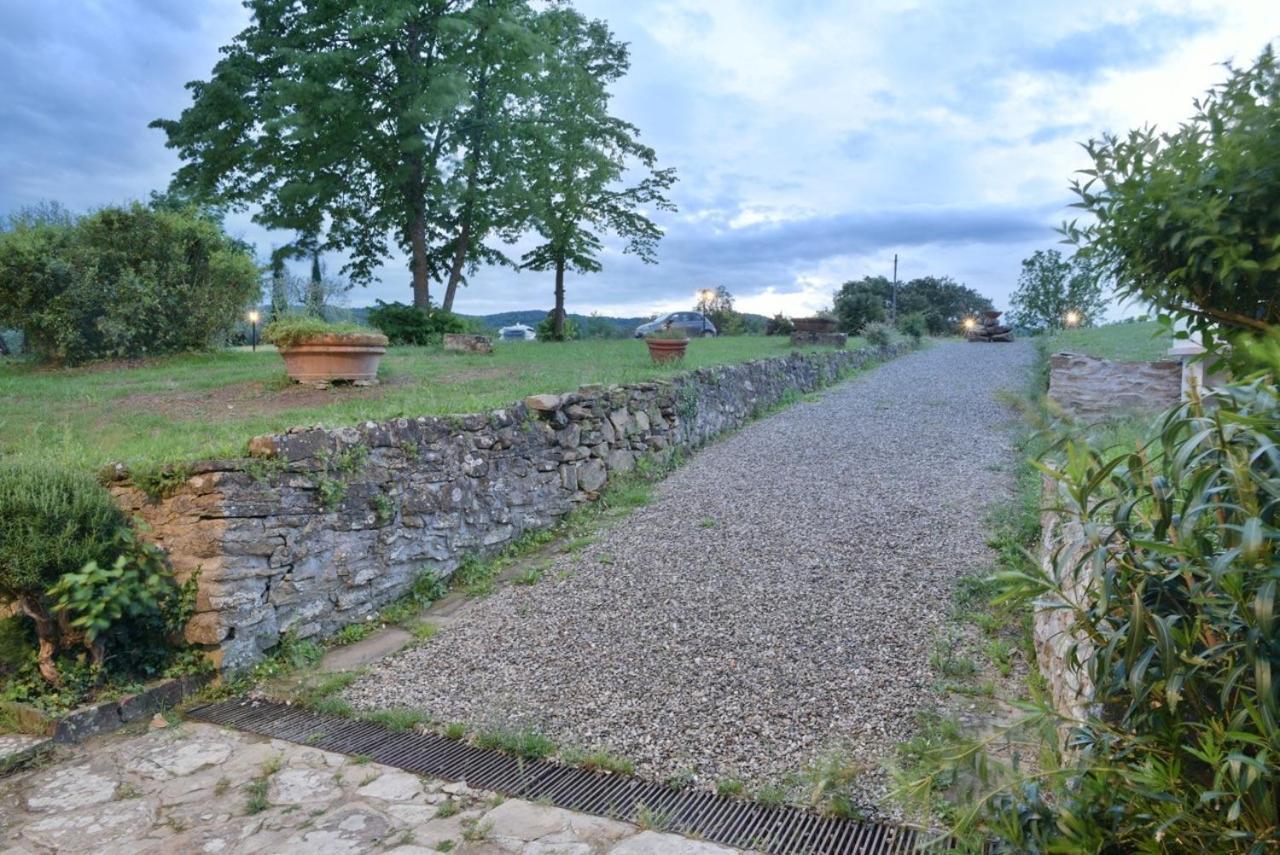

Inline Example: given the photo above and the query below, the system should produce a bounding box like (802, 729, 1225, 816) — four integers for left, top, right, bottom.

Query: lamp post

(1064, 310, 1081, 329)
(248, 310, 260, 351)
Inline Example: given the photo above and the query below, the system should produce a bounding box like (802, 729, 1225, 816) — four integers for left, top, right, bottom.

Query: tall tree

(151, 0, 481, 309)
(517, 6, 676, 341)
(1009, 249, 1107, 331)
(438, 0, 540, 313)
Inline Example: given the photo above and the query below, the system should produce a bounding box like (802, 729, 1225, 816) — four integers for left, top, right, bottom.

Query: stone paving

(0, 721, 741, 854)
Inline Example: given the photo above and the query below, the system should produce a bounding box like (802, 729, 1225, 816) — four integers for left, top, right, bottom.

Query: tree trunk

(442, 217, 471, 314)
(411, 213, 430, 309)
(17, 596, 61, 688)
(553, 258, 566, 340)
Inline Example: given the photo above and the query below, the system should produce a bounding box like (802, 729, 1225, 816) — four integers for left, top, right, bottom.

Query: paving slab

(0, 721, 744, 853)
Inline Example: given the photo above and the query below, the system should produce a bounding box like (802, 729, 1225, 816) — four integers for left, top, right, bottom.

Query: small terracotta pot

(278, 333, 389, 383)
(792, 317, 838, 334)
(645, 337, 689, 363)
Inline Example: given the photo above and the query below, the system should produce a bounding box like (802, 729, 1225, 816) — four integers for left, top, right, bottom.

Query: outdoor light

(697, 288, 715, 307)
(962, 317, 977, 331)
(1064, 310, 1082, 328)
(248, 310, 261, 352)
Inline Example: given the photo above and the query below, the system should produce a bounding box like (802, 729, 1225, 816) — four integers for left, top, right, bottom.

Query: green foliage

(517, 7, 676, 339)
(367, 301, 465, 346)
(0, 464, 124, 600)
(1064, 46, 1280, 353)
(694, 286, 744, 335)
(332, 622, 376, 646)
(48, 532, 193, 646)
(1009, 249, 1108, 332)
(364, 707, 426, 732)
(263, 316, 377, 348)
(765, 313, 795, 336)
(897, 312, 927, 341)
(536, 311, 579, 342)
(559, 747, 635, 775)
(920, 367, 1280, 851)
(834, 275, 992, 335)
(474, 727, 556, 760)
(861, 321, 894, 348)
(0, 203, 260, 364)
(716, 777, 745, 797)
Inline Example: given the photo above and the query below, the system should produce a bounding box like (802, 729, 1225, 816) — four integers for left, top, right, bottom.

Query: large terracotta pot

(793, 317, 838, 334)
(278, 333, 389, 384)
(645, 337, 689, 364)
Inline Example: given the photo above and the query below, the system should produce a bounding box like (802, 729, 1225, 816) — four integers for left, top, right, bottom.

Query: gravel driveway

(348, 341, 1035, 811)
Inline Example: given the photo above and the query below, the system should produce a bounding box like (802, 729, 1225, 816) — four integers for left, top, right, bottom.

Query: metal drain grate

(188, 698, 964, 853)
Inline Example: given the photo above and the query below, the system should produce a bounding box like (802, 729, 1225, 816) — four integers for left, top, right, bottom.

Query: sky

(1, 1, 1278, 319)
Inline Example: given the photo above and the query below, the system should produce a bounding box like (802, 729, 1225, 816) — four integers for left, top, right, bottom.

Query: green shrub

(916, 368, 1280, 852)
(263, 316, 377, 348)
(765, 313, 794, 336)
(1065, 47, 1280, 354)
(0, 202, 260, 364)
(367, 301, 466, 345)
(897, 312, 927, 341)
(861, 321, 894, 348)
(0, 464, 194, 691)
(536, 311, 579, 342)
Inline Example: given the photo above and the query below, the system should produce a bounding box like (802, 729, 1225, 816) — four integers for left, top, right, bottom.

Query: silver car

(633, 311, 717, 338)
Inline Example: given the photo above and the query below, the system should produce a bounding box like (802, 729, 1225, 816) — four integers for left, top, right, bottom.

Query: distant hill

(463, 311, 651, 334)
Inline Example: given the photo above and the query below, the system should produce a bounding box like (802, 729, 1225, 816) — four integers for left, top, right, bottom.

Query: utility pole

(891, 253, 898, 323)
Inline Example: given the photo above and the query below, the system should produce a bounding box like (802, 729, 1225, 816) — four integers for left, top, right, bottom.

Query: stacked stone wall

(1047, 352, 1180, 420)
(109, 344, 908, 669)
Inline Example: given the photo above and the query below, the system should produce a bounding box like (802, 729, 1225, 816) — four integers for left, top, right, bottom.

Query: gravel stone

(347, 342, 1034, 813)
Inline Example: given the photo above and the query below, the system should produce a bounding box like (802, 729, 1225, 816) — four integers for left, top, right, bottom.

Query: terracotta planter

(793, 317, 838, 334)
(278, 333, 389, 384)
(645, 337, 689, 363)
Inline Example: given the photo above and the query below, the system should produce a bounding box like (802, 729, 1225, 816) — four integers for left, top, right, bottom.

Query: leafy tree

(535, 309, 578, 341)
(833, 276, 891, 333)
(1009, 249, 1108, 331)
(1064, 46, 1280, 351)
(835, 275, 992, 335)
(897, 276, 993, 335)
(152, 1, 493, 309)
(517, 6, 676, 341)
(439, 0, 542, 312)
(694, 286, 743, 335)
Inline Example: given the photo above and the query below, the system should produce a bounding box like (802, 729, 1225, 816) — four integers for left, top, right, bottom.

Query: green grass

(0, 336, 853, 470)
(1041, 320, 1172, 362)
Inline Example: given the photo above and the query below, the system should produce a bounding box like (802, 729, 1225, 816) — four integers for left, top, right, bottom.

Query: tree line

(152, 0, 676, 341)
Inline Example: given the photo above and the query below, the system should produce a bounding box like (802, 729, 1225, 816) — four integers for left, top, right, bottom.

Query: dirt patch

(116, 376, 408, 423)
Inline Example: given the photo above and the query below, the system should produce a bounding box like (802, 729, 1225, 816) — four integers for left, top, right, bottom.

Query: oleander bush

(902, 352, 1280, 852)
(0, 202, 260, 364)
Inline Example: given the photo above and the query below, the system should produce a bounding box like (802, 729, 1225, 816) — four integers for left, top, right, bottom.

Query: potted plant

(644, 326, 689, 363)
(265, 317, 389, 385)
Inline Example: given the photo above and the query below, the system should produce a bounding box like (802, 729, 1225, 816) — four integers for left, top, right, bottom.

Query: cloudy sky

(1, 1, 1277, 318)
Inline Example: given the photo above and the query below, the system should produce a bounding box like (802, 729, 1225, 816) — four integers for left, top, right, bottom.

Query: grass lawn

(1042, 320, 1173, 362)
(0, 336, 863, 471)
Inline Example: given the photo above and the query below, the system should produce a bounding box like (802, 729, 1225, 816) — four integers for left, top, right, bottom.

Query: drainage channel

(188, 697, 964, 854)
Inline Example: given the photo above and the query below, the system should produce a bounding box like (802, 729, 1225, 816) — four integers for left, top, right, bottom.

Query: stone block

(443, 333, 492, 354)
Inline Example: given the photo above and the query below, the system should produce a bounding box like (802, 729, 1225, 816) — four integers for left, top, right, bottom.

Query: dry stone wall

(108, 344, 908, 670)
(1031, 477, 1097, 725)
(1048, 352, 1181, 420)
